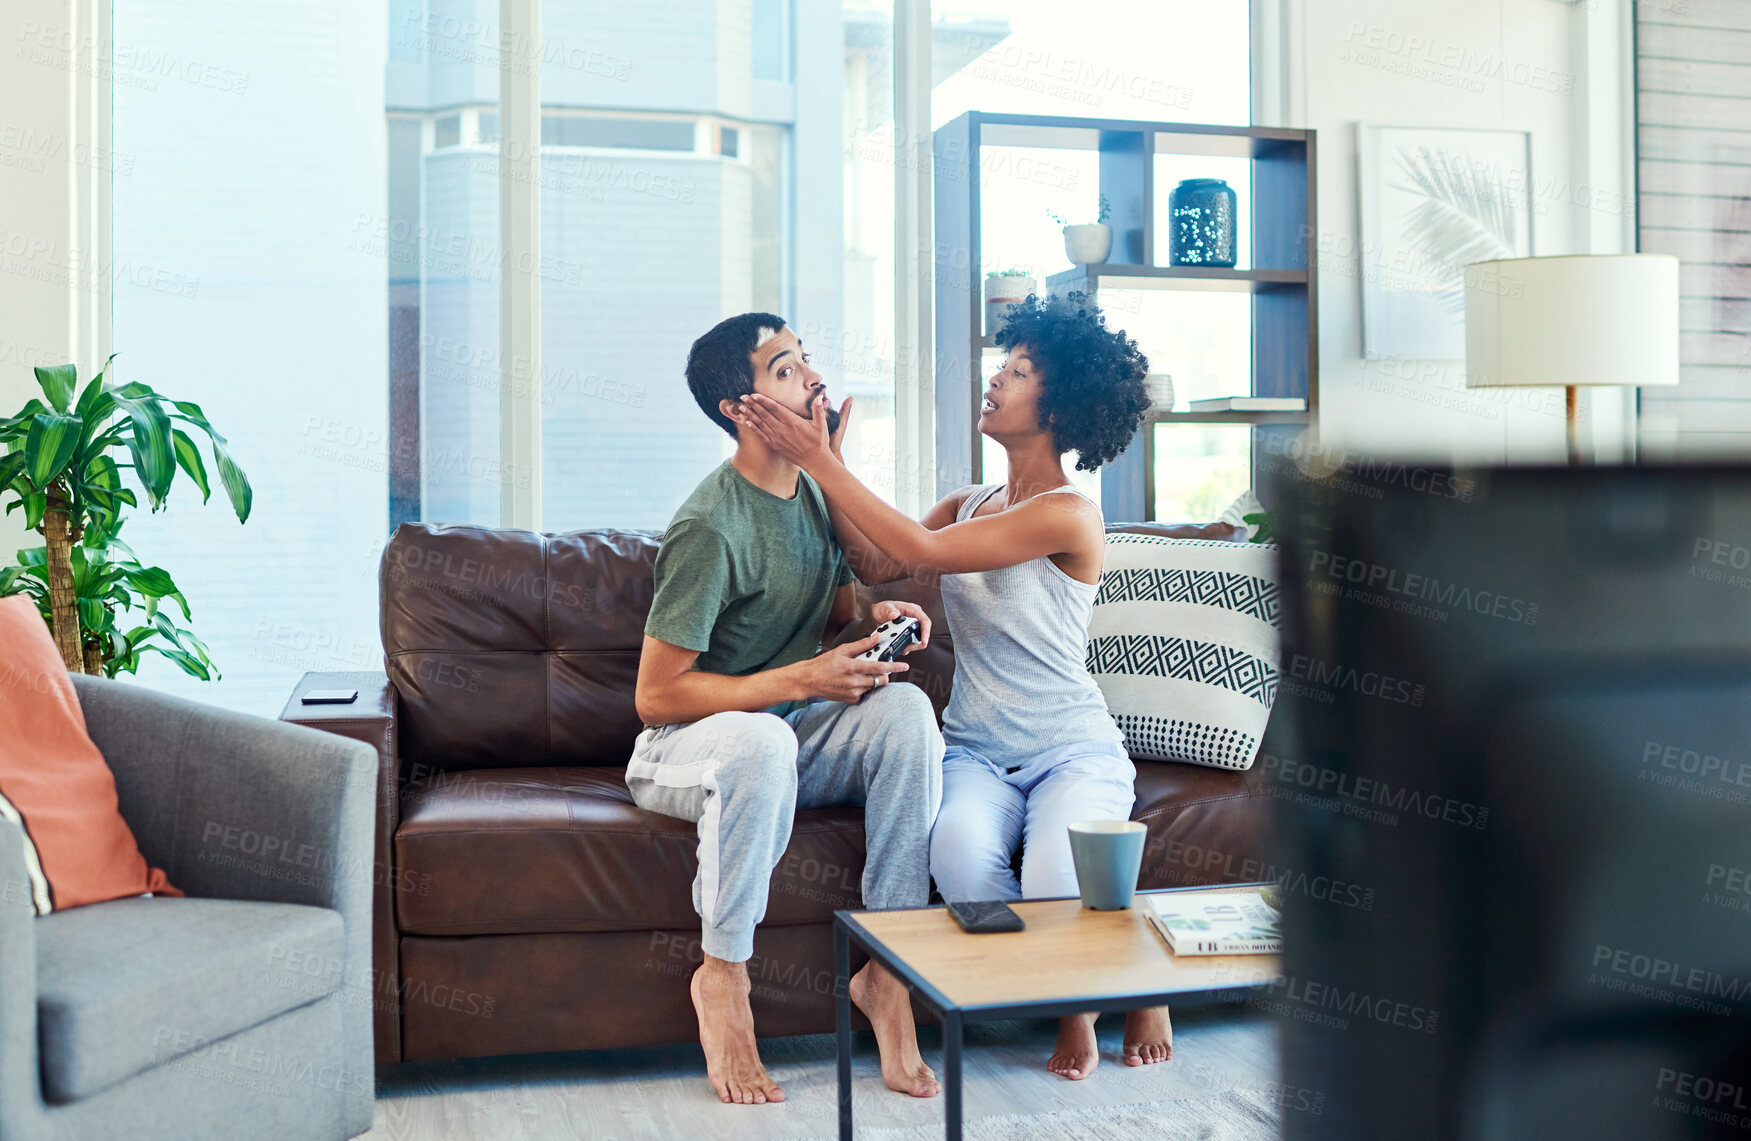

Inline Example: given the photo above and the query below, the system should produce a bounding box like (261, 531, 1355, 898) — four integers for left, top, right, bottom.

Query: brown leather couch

(282, 520, 1274, 1064)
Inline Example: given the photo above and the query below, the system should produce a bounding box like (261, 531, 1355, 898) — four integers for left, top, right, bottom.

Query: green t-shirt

(645, 460, 854, 681)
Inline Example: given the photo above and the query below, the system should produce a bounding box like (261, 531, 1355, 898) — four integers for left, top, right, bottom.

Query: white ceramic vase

(1062, 223, 1112, 265)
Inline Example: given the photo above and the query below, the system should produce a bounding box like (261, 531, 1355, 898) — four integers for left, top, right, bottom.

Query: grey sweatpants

(625, 682, 945, 962)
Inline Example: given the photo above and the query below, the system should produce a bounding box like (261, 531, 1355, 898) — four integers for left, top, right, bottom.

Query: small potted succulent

(1049, 194, 1113, 265)
(983, 268, 1036, 331)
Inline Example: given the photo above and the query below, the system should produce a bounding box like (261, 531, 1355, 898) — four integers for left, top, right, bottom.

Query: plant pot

(1062, 223, 1112, 265)
(984, 275, 1037, 334)
(1145, 373, 1174, 411)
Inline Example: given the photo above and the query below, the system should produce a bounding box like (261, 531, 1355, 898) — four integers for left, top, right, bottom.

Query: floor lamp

(1464, 254, 1680, 464)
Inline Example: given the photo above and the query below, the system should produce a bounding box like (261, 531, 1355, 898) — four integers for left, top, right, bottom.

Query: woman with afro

(734, 292, 1167, 1080)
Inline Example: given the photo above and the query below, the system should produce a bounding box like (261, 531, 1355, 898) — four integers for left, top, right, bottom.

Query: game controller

(857, 616, 920, 663)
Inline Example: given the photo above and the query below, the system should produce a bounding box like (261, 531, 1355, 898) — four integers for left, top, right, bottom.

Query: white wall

(1271, 0, 1636, 464)
(0, 0, 81, 562)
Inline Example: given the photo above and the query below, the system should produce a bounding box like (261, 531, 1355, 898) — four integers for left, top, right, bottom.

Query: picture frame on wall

(1357, 124, 1534, 361)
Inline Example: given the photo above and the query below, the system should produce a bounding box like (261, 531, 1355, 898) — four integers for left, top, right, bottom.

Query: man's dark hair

(993, 291, 1151, 471)
(685, 312, 787, 438)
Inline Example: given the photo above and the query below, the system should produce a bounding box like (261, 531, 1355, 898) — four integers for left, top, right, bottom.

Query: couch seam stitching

(1133, 790, 1261, 823)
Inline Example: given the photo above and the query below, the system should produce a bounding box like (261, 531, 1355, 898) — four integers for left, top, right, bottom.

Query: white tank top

(939, 484, 1126, 760)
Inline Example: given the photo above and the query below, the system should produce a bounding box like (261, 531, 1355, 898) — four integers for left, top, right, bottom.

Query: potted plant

(1049, 194, 1113, 265)
(0, 359, 252, 677)
(984, 268, 1037, 331)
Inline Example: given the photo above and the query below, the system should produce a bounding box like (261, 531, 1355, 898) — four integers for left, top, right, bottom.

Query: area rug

(818, 1086, 1283, 1141)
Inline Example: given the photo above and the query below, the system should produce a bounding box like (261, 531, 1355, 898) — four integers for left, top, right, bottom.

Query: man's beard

(812, 402, 842, 436)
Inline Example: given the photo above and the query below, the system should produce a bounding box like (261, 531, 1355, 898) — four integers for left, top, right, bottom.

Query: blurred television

(1271, 464, 1751, 1140)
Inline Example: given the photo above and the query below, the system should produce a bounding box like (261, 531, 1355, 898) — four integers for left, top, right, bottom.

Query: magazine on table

(1144, 891, 1282, 956)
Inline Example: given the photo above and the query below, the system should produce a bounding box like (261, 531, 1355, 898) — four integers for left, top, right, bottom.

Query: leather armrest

(1108, 520, 1247, 541)
(280, 670, 404, 1064)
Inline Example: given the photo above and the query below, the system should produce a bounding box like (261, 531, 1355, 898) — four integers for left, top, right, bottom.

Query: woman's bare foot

(690, 957, 785, 1105)
(1047, 1012, 1099, 1080)
(848, 962, 941, 1098)
(1122, 1005, 1173, 1066)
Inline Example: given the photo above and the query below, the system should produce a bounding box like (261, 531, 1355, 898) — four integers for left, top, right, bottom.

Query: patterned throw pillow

(1086, 534, 1280, 770)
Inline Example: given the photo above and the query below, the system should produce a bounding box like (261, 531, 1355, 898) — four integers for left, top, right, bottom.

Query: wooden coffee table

(833, 883, 1282, 1141)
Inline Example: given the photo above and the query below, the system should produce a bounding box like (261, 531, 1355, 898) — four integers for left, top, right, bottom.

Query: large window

(531, 4, 778, 531)
(386, 2, 506, 529)
(113, 1, 391, 713)
(382, 1, 929, 531)
(106, 0, 1254, 715)
(933, 0, 1253, 518)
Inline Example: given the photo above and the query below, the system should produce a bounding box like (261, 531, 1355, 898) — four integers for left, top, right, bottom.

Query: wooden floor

(364, 1003, 1278, 1141)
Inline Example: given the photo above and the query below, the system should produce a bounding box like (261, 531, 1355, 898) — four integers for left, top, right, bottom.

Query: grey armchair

(0, 676, 376, 1141)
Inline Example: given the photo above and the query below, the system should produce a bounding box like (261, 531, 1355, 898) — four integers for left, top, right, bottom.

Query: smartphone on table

(947, 899, 1025, 934)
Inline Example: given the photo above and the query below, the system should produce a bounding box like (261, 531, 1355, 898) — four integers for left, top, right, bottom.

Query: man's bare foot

(1047, 1012, 1099, 1080)
(1122, 1006, 1173, 1066)
(690, 957, 785, 1105)
(848, 962, 940, 1098)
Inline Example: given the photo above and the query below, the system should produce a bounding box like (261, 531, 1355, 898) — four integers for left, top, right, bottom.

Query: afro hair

(993, 291, 1151, 471)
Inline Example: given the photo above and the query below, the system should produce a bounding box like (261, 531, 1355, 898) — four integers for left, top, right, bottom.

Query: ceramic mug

(1068, 820, 1147, 910)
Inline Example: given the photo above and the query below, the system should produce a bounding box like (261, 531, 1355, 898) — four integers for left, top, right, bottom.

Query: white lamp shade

(1464, 254, 1680, 388)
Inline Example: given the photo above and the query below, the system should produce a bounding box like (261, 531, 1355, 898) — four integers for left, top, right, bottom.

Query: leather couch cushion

(394, 767, 868, 936)
(1134, 759, 1274, 890)
(381, 525, 659, 771)
(398, 923, 862, 1060)
(382, 519, 1247, 768)
(395, 761, 1267, 937)
(1110, 521, 1246, 541)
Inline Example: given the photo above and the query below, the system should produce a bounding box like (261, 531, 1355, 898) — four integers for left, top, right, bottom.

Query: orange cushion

(0, 595, 180, 913)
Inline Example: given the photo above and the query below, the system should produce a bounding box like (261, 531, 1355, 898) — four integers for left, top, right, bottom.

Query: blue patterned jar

(1167, 178, 1237, 267)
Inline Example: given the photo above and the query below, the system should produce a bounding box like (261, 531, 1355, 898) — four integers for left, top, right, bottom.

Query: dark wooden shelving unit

(1146, 410, 1312, 425)
(1045, 264, 1310, 294)
(932, 111, 1318, 521)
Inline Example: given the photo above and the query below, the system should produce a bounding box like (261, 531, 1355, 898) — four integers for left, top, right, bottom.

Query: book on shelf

(1144, 890, 1282, 956)
(1184, 397, 1307, 412)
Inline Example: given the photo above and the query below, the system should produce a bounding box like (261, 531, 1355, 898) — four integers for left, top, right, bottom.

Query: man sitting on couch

(630, 312, 946, 1107)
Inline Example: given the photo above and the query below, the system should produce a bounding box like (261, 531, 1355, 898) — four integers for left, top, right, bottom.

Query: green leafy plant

(1047, 194, 1112, 228)
(0, 359, 251, 678)
(987, 267, 1034, 278)
(1243, 511, 1275, 544)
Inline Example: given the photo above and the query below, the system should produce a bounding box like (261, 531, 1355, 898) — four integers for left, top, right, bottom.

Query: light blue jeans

(929, 740, 1137, 902)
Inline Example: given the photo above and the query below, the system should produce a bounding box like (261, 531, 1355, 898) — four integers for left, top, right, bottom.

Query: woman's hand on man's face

(737, 392, 852, 468)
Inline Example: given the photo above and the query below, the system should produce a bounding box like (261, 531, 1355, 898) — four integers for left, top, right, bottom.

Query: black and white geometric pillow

(1087, 534, 1280, 770)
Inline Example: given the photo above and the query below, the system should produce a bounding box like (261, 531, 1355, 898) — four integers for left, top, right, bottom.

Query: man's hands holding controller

(790, 600, 930, 704)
